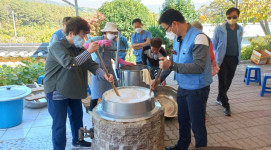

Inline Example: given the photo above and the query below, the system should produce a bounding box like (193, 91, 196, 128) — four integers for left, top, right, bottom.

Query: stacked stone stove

(91, 86, 164, 150)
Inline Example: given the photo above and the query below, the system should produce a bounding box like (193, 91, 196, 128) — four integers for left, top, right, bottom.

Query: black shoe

(224, 108, 231, 116)
(72, 140, 91, 149)
(88, 99, 98, 112)
(165, 145, 180, 150)
(216, 100, 222, 106)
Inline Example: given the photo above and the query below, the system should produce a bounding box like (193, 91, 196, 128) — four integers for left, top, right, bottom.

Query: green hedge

(0, 58, 45, 86)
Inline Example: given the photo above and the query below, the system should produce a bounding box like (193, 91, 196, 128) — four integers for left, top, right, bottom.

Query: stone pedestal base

(92, 107, 164, 150)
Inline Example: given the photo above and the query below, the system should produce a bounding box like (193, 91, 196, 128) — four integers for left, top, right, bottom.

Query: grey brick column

(92, 107, 164, 150)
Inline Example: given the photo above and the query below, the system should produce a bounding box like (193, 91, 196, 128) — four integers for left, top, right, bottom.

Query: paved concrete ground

(0, 62, 270, 150)
(164, 62, 271, 150)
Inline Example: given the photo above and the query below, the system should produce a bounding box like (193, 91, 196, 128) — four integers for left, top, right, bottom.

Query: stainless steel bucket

(96, 86, 162, 122)
(119, 65, 150, 87)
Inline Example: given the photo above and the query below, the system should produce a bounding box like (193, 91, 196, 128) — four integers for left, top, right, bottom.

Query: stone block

(109, 144, 119, 150)
(123, 146, 133, 150)
(137, 141, 147, 149)
(125, 128, 139, 136)
(100, 133, 111, 142)
(111, 136, 124, 145)
(126, 135, 138, 145)
(140, 123, 151, 133)
(138, 133, 148, 141)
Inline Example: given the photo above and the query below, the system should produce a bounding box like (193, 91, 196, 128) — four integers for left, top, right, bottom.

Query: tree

(0, 0, 93, 43)
(198, 0, 271, 35)
(197, 0, 234, 24)
(98, 0, 151, 40)
(239, 0, 271, 35)
(160, 0, 198, 23)
(86, 12, 106, 37)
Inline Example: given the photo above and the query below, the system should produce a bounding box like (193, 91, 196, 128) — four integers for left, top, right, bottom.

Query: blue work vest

(173, 27, 212, 90)
(54, 29, 65, 41)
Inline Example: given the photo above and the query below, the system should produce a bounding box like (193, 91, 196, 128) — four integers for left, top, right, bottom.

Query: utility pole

(235, 0, 238, 8)
(75, 0, 79, 16)
(62, 0, 86, 16)
(12, 11, 17, 37)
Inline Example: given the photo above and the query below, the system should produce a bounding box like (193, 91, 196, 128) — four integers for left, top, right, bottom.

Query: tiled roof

(0, 43, 48, 58)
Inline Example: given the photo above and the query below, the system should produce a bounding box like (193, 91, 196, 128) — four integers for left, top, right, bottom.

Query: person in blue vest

(151, 9, 213, 150)
(131, 18, 152, 64)
(49, 17, 72, 47)
(213, 7, 243, 116)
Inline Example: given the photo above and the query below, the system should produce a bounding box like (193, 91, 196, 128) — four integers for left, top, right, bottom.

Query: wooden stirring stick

(149, 69, 162, 96)
(95, 49, 120, 97)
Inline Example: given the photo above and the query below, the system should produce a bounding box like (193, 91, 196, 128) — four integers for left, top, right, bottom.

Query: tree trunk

(264, 19, 271, 35)
(259, 19, 271, 35)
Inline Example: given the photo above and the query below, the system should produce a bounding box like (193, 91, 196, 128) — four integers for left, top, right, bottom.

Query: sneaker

(72, 140, 91, 149)
(224, 108, 231, 116)
(216, 100, 222, 106)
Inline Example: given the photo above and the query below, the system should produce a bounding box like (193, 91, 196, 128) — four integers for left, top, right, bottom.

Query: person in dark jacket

(44, 17, 114, 150)
(142, 37, 167, 79)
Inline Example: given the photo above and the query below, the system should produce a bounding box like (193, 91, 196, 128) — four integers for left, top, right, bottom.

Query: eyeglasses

(163, 25, 171, 32)
(227, 16, 238, 20)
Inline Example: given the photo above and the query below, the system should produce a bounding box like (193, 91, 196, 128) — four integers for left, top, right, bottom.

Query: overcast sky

(51, 0, 212, 12)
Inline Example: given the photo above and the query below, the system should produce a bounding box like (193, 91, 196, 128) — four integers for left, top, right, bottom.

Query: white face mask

(73, 35, 85, 48)
(166, 31, 177, 41)
(165, 23, 178, 41)
(135, 28, 143, 34)
(107, 34, 116, 40)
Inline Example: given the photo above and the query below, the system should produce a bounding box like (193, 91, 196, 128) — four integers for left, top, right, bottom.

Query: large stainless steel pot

(154, 85, 177, 118)
(119, 65, 150, 87)
(96, 86, 162, 122)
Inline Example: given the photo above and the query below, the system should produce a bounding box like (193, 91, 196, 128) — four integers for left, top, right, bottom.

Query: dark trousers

(176, 86, 210, 150)
(46, 93, 83, 150)
(217, 56, 238, 109)
(136, 61, 143, 65)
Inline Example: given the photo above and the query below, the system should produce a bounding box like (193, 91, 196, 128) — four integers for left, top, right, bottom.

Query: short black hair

(159, 9, 185, 25)
(151, 38, 162, 48)
(63, 17, 72, 24)
(132, 18, 142, 25)
(65, 17, 90, 35)
(226, 7, 240, 16)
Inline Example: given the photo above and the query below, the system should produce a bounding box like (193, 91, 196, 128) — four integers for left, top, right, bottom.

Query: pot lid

(0, 85, 32, 102)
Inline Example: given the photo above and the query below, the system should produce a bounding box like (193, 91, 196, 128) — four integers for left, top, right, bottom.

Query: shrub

(147, 26, 173, 55)
(241, 35, 271, 60)
(0, 58, 45, 86)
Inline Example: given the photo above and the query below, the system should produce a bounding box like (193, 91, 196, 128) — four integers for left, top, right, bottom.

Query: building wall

(202, 23, 271, 47)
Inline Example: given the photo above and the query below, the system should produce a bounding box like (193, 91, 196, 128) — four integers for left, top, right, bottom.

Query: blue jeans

(46, 92, 83, 150)
(176, 86, 210, 150)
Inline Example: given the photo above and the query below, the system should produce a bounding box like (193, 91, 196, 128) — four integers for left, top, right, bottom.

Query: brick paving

(163, 62, 271, 150)
(1, 62, 271, 150)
